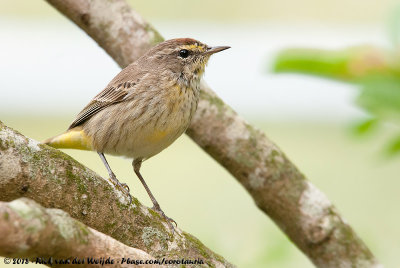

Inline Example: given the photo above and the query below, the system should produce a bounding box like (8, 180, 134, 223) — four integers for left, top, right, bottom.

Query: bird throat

(178, 66, 204, 96)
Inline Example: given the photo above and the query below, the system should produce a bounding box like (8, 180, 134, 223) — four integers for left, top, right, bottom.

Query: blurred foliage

(273, 11, 400, 155)
(274, 46, 400, 81)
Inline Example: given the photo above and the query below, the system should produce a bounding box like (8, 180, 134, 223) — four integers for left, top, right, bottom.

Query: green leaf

(357, 75, 400, 124)
(353, 118, 378, 135)
(273, 48, 351, 80)
(273, 46, 397, 82)
(385, 134, 400, 155)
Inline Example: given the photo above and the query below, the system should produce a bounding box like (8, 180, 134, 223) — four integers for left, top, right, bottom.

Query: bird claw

(125, 192, 133, 205)
(152, 205, 177, 234)
(108, 175, 132, 205)
(120, 182, 130, 192)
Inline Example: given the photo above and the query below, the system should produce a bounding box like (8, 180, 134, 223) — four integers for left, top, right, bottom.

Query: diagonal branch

(32, 0, 381, 266)
(0, 121, 233, 267)
(0, 198, 156, 268)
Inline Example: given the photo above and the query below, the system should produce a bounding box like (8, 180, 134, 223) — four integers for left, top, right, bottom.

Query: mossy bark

(0, 121, 234, 267)
(0, 198, 155, 268)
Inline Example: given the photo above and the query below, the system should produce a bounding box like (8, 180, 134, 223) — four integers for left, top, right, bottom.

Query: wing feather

(68, 84, 132, 129)
(68, 60, 146, 130)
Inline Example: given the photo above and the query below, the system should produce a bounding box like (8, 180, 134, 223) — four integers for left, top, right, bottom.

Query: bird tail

(42, 127, 93, 151)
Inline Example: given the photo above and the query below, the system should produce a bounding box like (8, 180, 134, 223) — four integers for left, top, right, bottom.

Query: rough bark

(0, 198, 156, 268)
(7, 0, 380, 266)
(189, 84, 382, 268)
(0, 121, 232, 267)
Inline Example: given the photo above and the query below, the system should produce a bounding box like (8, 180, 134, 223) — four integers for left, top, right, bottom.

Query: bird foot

(152, 204, 177, 235)
(108, 174, 132, 205)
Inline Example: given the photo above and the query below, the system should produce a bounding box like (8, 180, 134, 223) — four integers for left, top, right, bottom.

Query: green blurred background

(1, 0, 400, 267)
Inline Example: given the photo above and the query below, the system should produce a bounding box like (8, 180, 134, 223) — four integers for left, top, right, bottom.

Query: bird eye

(179, 49, 190, 58)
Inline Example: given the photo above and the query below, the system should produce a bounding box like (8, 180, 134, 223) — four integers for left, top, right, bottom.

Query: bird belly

(124, 125, 186, 159)
(94, 106, 190, 160)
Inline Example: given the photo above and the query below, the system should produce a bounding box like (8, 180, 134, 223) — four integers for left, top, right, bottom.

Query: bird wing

(68, 81, 136, 129)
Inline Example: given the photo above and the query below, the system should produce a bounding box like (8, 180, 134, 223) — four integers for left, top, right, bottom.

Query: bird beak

(205, 46, 231, 55)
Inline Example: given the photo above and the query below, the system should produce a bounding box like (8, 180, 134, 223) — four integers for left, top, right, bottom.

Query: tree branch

(12, 0, 380, 266)
(0, 198, 156, 268)
(0, 121, 233, 267)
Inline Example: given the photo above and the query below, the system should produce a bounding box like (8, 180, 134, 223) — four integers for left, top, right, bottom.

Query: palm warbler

(44, 38, 229, 230)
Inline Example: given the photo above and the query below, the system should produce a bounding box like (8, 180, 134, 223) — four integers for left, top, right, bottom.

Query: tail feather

(43, 127, 93, 151)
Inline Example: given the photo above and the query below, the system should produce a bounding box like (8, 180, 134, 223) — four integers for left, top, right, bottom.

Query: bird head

(140, 38, 230, 84)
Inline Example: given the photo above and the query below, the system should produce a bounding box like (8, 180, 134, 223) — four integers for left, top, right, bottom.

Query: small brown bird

(44, 38, 229, 230)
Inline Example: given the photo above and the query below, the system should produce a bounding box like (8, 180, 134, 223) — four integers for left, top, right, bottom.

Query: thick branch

(0, 198, 155, 268)
(38, 0, 380, 266)
(0, 121, 233, 267)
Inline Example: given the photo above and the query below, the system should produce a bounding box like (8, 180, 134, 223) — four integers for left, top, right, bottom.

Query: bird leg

(98, 152, 132, 204)
(133, 159, 177, 233)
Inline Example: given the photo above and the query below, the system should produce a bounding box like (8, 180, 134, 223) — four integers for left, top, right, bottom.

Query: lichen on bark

(0, 121, 234, 267)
